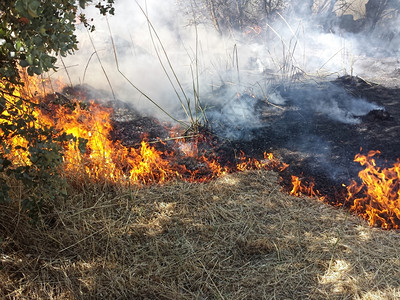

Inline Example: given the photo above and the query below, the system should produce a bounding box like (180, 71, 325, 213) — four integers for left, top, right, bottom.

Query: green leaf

(14, 0, 25, 15)
(27, 66, 34, 76)
(32, 66, 42, 75)
(79, 0, 87, 9)
(78, 137, 88, 154)
(27, 0, 40, 18)
(0, 178, 10, 203)
(19, 59, 29, 67)
(15, 41, 22, 51)
(26, 55, 33, 65)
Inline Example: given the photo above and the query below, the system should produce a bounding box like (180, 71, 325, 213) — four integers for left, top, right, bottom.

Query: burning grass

(2, 74, 400, 298)
(347, 151, 400, 230)
(2, 170, 400, 299)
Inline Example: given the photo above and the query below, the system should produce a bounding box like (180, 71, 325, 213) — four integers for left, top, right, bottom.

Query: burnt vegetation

(1, 0, 400, 299)
(184, 0, 399, 37)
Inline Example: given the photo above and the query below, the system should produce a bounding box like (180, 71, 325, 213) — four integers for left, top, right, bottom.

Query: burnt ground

(110, 75, 400, 204)
(5, 76, 400, 300)
(231, 75, 400, 199)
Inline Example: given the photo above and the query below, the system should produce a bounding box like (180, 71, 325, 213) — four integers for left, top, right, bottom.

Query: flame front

(1, 75, 285, 186)
(289, 175, 325, 201)
(4, 76, 400, 230)
(347, 151, 400, 229)
(51, 101, 284, 184)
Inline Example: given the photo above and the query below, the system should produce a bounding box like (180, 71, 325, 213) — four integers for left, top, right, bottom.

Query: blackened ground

(111, 75, 400, 205)
(111, 116, 170, 146)
(231, 76, 400, 201)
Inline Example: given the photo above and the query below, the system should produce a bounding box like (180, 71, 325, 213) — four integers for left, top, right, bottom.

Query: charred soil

(110, 75, 400, 204)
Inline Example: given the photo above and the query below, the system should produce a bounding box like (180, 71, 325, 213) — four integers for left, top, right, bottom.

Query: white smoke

(57, 0, 397, 129)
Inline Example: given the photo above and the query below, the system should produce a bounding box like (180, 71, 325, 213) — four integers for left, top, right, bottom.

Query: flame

(245, 25, 262, 35)
(1, 75, 286, 185)
(0, 75, 294, 190)
(346, 151, 400, 229)
(48, 101, 123, 181)
(1, 72, 292, 189)
(128, 141, 176, 184)
(290, 175, 302, 196)
(289, 175, 326, 202)
(4, 76, 400, 229)
(51, 101, 284, 184)
(0, 76, 43, 166)
(56, 100, 287, 184)
(236, 151, 283, 172)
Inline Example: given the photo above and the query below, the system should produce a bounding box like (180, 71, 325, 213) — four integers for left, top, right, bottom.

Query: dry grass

(1, 170, 400, 299)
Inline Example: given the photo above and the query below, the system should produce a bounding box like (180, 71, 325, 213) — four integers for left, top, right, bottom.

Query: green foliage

(15, 132, 72, 222)
(0, 88, 69, 219)
(0, 0, 115, 83)
(0, 0, 114, 221)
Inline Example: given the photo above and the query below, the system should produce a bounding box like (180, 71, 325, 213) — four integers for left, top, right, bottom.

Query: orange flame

(245, 25, 262, 35)
(346, 151, 400, 229)
(289, 175, 326, 201)
(6, 76, 400, 230)
(4, 75, 287, 185)
(128, 141, 176, 184)
(236, 151, 283, 172)
(0, 76, 43, 166)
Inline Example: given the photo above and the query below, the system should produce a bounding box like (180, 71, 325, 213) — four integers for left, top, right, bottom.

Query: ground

(1, 64, 400, 299)
(2, 171, 400, 299)
(112, 72, 400, 204)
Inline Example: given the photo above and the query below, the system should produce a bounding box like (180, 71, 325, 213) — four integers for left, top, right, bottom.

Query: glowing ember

(346, 151, 400, 229)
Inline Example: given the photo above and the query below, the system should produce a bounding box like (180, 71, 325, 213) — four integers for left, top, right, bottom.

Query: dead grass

(1, 170, 400, 299)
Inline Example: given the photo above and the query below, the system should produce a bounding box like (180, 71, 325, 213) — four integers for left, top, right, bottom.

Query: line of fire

(1, 71, 399, 230)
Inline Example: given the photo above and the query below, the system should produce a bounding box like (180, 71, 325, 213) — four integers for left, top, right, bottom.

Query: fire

(245, 25, 262, 35)
(128, 141, 176, 184)
(47, 100, 124, 182)
(289, 175, 325, 201)
(6, 76, 400, 230)
(1, 75, 288, 186)
(289, 152, 400, 230)
(50, 99, 284, 184)
(346, 151, 400, 229)
(0, 77, 41, 166)
(290, 175, 302, 196)
(236, 151, 283, 172)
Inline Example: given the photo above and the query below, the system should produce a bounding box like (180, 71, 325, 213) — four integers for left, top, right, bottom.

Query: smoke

(58, 0, 398, 136)
(60, 0, 247, 119)
(281, 82, 383, 124)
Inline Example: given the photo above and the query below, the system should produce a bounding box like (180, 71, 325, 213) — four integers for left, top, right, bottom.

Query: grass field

(1, 170, 400, 299)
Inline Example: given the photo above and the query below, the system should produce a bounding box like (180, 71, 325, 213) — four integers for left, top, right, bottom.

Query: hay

(1, 170, 400, 299)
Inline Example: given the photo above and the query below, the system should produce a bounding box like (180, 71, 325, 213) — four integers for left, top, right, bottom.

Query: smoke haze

(59, 0, 399, 131)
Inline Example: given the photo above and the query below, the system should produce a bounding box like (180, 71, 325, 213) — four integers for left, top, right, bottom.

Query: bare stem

(105, 16, 187, 128)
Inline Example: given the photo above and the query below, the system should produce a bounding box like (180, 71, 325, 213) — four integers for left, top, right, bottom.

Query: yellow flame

(347, 151, 400, 229)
